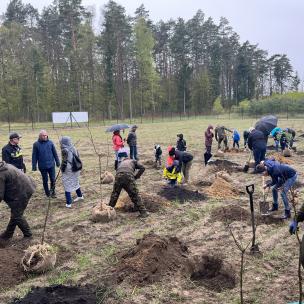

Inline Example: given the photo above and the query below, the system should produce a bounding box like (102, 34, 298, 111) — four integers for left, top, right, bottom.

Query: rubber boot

(268, 204, 278, 212)
(114, 160, 118, 171)
(281, 209, 291, 220)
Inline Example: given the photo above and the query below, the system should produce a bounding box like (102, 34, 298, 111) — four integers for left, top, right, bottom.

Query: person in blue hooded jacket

(257, 159, 297, 219)
(232, 129, 240, 149)
(32, 130, 60, 198)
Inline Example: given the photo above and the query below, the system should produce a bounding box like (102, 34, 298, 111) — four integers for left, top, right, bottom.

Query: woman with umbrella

(112, 130, 124, 170)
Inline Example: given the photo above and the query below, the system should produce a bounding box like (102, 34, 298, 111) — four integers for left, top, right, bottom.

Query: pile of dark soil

(113, 232, 188, 285)
(207, 159, 242, 173)
(116, 192, 170, 212)
(211, 205, 284, 225)
(211, 205, 250, 223)
(12, 285, 96, 304)
(187, 255, 236, 292)
(157, 186, 206, 203)
(0, 248, 26, 289)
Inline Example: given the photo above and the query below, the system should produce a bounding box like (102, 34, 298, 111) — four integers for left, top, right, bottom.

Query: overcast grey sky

(1, 0, 303, 80)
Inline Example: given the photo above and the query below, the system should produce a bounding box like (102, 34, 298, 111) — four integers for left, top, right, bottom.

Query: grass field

(0, 117, 304, 304)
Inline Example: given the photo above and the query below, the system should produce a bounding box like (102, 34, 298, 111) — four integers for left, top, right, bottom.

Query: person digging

(108, 151, 149, 218)
(0, 162, 36, 247)
(214, 125, 232, 151)
(257, 159, 297, 219)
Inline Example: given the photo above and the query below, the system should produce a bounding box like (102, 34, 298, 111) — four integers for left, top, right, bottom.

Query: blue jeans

(275, 140, 279, 152)
(40, 167, 56, 197)
(253, 147, 266, 168)
(272, 173, 297, 211)
(129, 146, 138, 160)
(65, 188, 82, 205)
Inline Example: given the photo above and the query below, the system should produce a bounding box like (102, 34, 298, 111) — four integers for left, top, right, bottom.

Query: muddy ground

(0, 118, 304, 304)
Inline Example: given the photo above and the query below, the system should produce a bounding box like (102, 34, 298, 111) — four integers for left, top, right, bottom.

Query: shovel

(204, 152, 212, 166)
(259, 176, 270, 215)
(246, 184, 260, 254)
(243, 151, 252, 173)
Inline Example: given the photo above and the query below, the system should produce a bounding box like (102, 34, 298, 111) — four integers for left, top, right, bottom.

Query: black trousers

(1, 200, 32, 239)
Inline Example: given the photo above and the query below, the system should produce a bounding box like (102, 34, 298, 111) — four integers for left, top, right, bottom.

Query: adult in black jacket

(247, 127, 267, 171)
(2, 132, 25, 172)
(169, 147, 193, 183)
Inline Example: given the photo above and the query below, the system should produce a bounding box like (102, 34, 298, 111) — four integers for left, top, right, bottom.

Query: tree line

(0, 0, 300, 123)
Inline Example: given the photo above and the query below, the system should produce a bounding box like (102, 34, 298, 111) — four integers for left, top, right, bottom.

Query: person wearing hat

(2, 132, 25, 172)
(108, 151, 148, 218)
(176, 134, 187, 151)
(257, 159, 297, 219)
(127, 125, 138, 160)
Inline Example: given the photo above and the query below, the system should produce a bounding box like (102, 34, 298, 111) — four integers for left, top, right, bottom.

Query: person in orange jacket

(112, 130, 124, 170)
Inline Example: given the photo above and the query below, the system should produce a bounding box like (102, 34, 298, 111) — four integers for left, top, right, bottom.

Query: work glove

(289, 220, 298, 235)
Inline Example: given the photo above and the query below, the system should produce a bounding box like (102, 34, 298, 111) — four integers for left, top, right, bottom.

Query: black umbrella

(106, 123, 130, 132)
(254, 115, 278, 137)
(204, 152, 212, 166)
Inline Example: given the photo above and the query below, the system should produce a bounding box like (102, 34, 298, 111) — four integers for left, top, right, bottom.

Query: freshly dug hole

(186, 255, 236, 292)
(157, 186, 206, 203)
(12, 284, 96, 304)
(113, 232, 188, 285)
(207, 159, 242, 173)
(21, 243, 57, 274)
(115, 192, 170, 212)
(211, 205, 250, 223)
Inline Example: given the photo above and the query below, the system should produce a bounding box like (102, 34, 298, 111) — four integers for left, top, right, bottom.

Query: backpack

(71, 152, 82, 172)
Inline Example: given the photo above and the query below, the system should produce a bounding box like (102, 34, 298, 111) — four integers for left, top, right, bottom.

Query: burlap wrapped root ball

(101, 171, 114, 184)
(91, 202, 117, 223)
(283, 149, 292, 157)
(215, 150, 224, 158)
(21, 243, 57, 274)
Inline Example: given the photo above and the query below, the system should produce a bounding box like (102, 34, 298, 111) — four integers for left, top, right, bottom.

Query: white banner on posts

(52, 112, 70, 124)
(52, 112, 88, 124)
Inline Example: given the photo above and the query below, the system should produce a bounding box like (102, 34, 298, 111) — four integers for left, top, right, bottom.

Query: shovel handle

(246, 184, 255, 195)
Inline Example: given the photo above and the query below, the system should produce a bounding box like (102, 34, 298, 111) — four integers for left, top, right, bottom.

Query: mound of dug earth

(206, 177, 239, 198)
(12, 285, 96, 304)
(211, 205, 250, 223)
(207, 159, 242, 173)
(116, 192, 170, 212)
(186, 255, 236, 292)
(157, 186, 206, 203)
(114, 232, 188, 285)
(268, 153, 294, 164)
(211, 205, 284, 225)
(0, 248, 26, 289)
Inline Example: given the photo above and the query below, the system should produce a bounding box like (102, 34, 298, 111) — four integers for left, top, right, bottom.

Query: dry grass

(0, 117, 304, 303)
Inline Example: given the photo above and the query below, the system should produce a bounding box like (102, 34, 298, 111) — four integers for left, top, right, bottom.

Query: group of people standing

(0, 130, 85, 246)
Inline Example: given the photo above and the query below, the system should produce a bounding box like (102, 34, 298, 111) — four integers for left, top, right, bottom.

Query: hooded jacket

(32, 138, 60, 170)
(0, 162, 36, 206)
(176, 135, 187, 151)
(205, 126, 214, 146)
(112, 134, 124, 151)
(264, 159, 297, 188)
(247, 129, 267, 151)
(116, 159, 145, 179)
(215, 126, 231, 142)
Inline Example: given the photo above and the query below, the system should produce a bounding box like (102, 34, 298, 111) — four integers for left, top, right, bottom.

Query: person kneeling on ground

(257, 159, 297, 219)
(108, 152, 148, 218)
(163, 155, 182, 187)
(0, 162, 36, 246)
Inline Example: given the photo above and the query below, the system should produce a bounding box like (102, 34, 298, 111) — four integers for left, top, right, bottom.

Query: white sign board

(52, 112, 88, 124)
(52, 112, 70, 124)
(71, 112, 88, 123)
